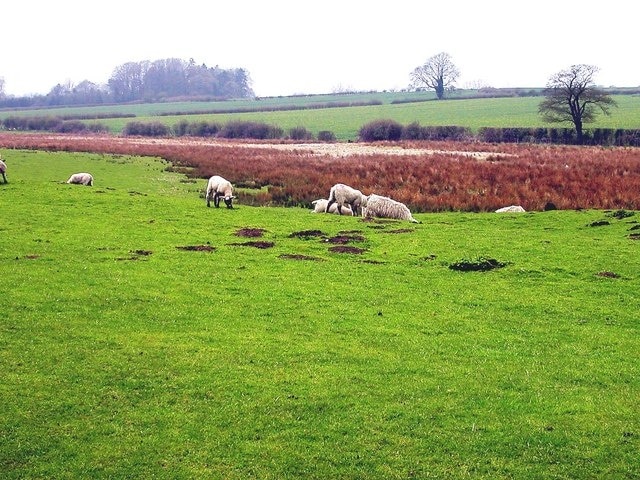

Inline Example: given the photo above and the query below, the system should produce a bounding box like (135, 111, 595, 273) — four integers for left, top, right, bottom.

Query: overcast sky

(2, 1, 638, 97)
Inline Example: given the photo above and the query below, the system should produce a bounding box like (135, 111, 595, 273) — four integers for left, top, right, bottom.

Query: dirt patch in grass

(176, 245, 215, 252)
(235, 228, 266, 237)
(329, 245, 366, 254)
(606, 209, 635, 220)
(327, 234, 365, 244)
(229, 241, 275, 249)
(116, 249, 154, 261)
(279, 253, 324, 261)
(449, 257, 506, 272)
(384, 228, 415, 234)
(16, 254, 41, 260)
(629, 233, 640, 240)
(588, 220, 610, 227)
(289, 229, 326, 239)
(596, 271, 620, 278)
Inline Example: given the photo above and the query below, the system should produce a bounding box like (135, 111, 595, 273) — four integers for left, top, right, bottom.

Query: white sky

(2, 1, 638, 97)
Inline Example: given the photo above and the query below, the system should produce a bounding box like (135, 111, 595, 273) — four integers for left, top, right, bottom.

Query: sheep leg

(214, 192, 221, 208)
(325, 198, 336, 213)
(1, 173, 6, 183)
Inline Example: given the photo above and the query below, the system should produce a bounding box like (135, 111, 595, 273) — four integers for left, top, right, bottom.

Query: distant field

(2, 92, 639, 141)
(1, 150, 638, 479)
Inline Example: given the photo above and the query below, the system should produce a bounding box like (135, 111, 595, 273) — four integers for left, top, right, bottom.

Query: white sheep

(311, 199, 354, 215)
(66, 172, 93, 186)
(206, 175, 235, 208)
(0, 156, 7, 184)
(362, 194, 419, 223)
(495, 205, 526, 213)
(325, 183, 368, 216)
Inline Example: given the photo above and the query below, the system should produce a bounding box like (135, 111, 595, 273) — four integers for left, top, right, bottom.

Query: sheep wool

(0, 157, 7, 183)
(325, 183, 367, 216)
(362, 194, 419, 223)
(66, 172, 93, 186)
(206, 175, 235, 208)
(311, 199, 353, 215)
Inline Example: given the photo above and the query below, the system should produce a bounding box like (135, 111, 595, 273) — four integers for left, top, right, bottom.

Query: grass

(88, 95, 640, 140)
(1, 150, 639, 478)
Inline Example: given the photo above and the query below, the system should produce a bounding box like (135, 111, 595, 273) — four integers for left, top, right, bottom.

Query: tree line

(0, 58, 254, 108)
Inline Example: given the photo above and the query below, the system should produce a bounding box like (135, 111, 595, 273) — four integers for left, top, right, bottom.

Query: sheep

(206, 175, 235, 208)
(311, 199, 353, 215)
(325, 183, 368, 216)
(362, 194, 419, 223)
(495, 205, 526, 213)
(0, 156, 7, 183)
(66, 172, 93, 186)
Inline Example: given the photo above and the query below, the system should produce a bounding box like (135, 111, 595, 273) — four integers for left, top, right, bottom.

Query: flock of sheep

(0, 157, 520, 219)
(0, 156, 418, 223)
(206, 175, 420, 223)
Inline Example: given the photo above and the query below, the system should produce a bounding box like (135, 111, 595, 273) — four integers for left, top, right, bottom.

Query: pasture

(2, 93, 640, 141)
(1, 150, 638, 478)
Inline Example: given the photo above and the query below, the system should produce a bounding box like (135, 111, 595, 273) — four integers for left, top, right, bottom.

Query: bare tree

(539, 64, 617, 144)
(410, 52, 460, 100)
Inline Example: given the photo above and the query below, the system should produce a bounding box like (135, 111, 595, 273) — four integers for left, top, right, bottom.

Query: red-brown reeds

(2, 133, 639, 211)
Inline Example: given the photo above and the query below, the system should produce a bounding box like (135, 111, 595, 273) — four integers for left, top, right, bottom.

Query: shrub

(56, 120, 90, 133)
(123, 121, 170, 137)
(317, 130, 336, 142)
(187, 121, 221, 137)
(218, 121, 283, 140)
(358, 119, 403, 141)
(288, 126, 314, 141)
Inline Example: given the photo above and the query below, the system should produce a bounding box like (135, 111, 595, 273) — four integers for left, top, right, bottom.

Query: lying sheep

(362, 194, 419, 223)
(206, 175, 235, 208)
(495, 205, 526, 213)
(0, 156, 7, 183)
(311, 199, 353, 215)
(325, 183, 368, 216)
(66, 172, 93, 186)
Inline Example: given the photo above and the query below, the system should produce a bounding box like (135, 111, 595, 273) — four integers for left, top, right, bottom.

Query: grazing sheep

(495, 205, 526, 213)
(325, 183, 368, 216)
(0, 156, 7, 183)
(311, 199, 354, 215)
(66, 172, 93, 186)
(206, 175, 235, 208)
(362, 194, 419, 223)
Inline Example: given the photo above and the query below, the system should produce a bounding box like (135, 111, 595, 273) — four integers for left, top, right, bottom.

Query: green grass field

(2, 92, 639, 141)
(1, 150, 639, 479)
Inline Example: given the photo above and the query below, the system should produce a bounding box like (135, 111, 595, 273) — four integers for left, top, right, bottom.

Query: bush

(186, 121, 221, 137)
(218, 121, 283, 140)
(288, 126, 314, 141)
(358, 119, 403, 141)
(56, 120, 91, 133)
(123, 121, 170, 137)
(317, 130, 336, 142)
